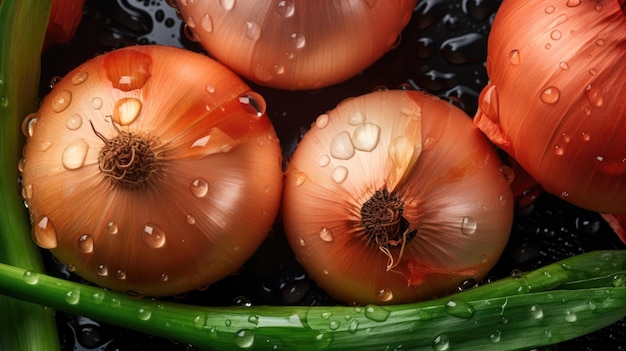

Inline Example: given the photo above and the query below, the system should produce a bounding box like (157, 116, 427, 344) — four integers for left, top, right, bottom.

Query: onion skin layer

(474, 0, 626, 214)
(282, 90, 513, 305)
(20, 45, 283, 296)
(173, 0, 418, 90)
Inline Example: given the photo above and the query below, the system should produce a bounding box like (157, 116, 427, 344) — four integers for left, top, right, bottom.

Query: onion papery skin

(173, 0, 417, 90)
(474, 0, 626, 214)
(20, 45, 283, 297)
(282, 90, 514, 305)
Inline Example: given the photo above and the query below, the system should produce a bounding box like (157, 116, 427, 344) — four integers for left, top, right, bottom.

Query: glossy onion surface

(20, 45, 283, 296)
(474, 0, 626, 214)
(173, 0, 417, 90)
(282, 90, 514, 305)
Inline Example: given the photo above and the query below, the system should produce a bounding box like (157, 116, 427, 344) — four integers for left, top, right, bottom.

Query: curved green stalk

(0, 1, 59, 350)
(0, 250, 624, 350)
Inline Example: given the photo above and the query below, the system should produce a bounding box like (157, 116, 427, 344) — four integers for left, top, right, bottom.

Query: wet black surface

(39, 0, 626, 350)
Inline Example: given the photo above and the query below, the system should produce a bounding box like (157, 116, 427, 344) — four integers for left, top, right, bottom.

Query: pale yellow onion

(20, 45, 283, 296)
(474, 0, 626, 213)
(282, 90, 513, 305)
(172, 0, 417, 90)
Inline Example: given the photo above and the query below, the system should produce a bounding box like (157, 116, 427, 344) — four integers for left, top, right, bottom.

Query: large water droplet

(23, 270, 39, 285)
(364, 305, 390, 322)
(22, 112, 39, 137)
(138, 307, 152, 321)
(352, 122, 381, 152)
(245, 21, 261, 41)
(432, 334, 450, 351)
(331, 166, 348, 184)
(51, 89, 72, 112)
(62, 139, 89, 170)
(78, 234, 94, 253)
(276, 0, 295, 17)
(319, 227, 334, 242)
(238, 92, 266, 117)
(445, 298, 475, 319)
(530, 305, 544, 319)
(460, 216, 477, 235)
(330, 131, 355, 160)
(564, 310, 577, 322)
(540, 86, 560, 104)
(200, 13, 213, 32)
(143, 223, 166, 249)
(584, 84, 604, 107)
(65, 289, 81, 305)
(190, 178, 209, 198)
(113, 98, 143, 126)
(219, 0, 235, 10)
(33, 215, 58, 249)
(104, 49, 153, 91)
(289, 32, 306, 49)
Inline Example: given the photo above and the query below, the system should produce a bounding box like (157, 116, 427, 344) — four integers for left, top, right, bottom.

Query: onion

(20, 45, 283, 296)
(474, 0, 626, 214)
(171, 0, 417, 90)
(282, 90, 514, 305)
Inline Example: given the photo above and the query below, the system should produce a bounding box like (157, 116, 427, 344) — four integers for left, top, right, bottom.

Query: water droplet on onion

(34, 215, 58, 249)
(51, 89, 72, 113)
(62, 139, 89, 170)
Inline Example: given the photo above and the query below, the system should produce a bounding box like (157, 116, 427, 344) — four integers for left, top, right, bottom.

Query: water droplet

(245, 21, 261, 41)
(566, 0, 581, 6)
(540, 86, 560, 104)
(186, 214, 196, 224)
(65, 114, 83, 130)
(489, 330, 501, 343)
(460, 216, 477, 235)
(298, 237, 306, 246)
(33, 215, 58, 249)
(499, 165, 514, 184)
(314, 333, 334, 349)
(107, 221, 119, 234)
(376, 288, 394, 302)
(91, 97, 103, 110)
(113, 98, 143, 126)
(22, 112, 39, 137)
(559, 61, 569, 70)
(530, 305, 544, 319)
(293, 171, 307, 186)
(352, 122, 381, 152)
(331, 166, 348, 184)
(199, 13, 213, 32)
(348, 319, 359, 334)
(219, 0, 235, 10)
(78, 234, 94, 253)
(104, 49, 153, 91)
(97, 264, 108, 276)
(233, 329, 255, 348)
(545, 5, 555, 13)
(364, 305, 390, 322)
(508, 49, 520, 65)
(315, 114, 329, 128)
(457, 278, 478, 291)
(238, 92, 266, 117)
(432, 334, 450, 351)
(143, 223, 166, 249)
(321, 311, 332, 320)
(193, 314, 207, 329)
(289, 32, 306, 49)
(348, 111, 366, 125)
(585, 84, 604, 107)
(445, 298, 475, 319)
(138, 307, 152, 321)
(248, 315, 259, 325)
(276, 0, 295, 17)
(319, 227, 334, 242)
(330, 131, 355, 160)
(318, 154, 330, 167)
(565, 310, 577, 322)
(23, 271, 39, 285)
(160, 273, 169, 281)
(190, 178, 209, 198)
(71, 71, 89, 85)
(388, 135, 415, 169)
(92, 292, 105, 304)
(65, 289, 80, 305)
(554, 144, 564, 156)
(62, 139, 89, 170)
(51, 89, 72, 112)
(328, 320, 340, 330)
(115, 269, 127, 280)
(550, 30, 562, 40)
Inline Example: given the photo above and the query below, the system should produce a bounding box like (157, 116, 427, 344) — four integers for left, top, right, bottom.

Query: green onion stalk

(0, 1, 59, 350)
(1, 1, 626, 350)
(0, 251, 624, 350)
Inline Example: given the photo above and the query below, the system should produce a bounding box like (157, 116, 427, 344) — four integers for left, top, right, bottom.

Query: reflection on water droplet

(460, 216, 477, 235)
(34, 215, 58, 249)
(289, 32, 306, 49)
(138, 307, 152, 321)
(107, 221, 119, 234)
(97, 264, 108, 276)
(445, 298, 475, 318)
(276, 0, 295, 17)
(508, 49, 520, 65)
(530, 305, 544, 319)
(190, 178, 209, 198)
(330, 131, 355, 160)
(186, 214, 196, 224)
(319, 227, 334, 242)
(65, 290, 80, 305)
(332, 166, 348, 184)
(113, 98, 143, 126)
(143, 223, 166, 249)
(245, 21, 261, 41)
(91, 97, 103, 110)
(432, 334, 450, 351)
(364, 304, 391, 321)
(65, 114, 83, 130)
(565, 310, 577, 322)
(238, 92, 266, 117)
(62, 139, 89, 170)
(352, 122, 381, 152)
(78, 234, 94, 253)
(315, 114, 329, 128)
(116, 270, 127, 280)
(540, 86, 560, 104)
(376, 288, 394, 302)
(585, 84, 603, 107)
(22, 113, 39, 137)
(51, 89, 72, 113)
(23, 271, 39, 285)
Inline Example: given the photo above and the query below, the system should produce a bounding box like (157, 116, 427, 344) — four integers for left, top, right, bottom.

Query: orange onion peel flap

(19, 45, 283, 296)
(474, 0, 626, 214)
(282, 90, 514, 305)
(171, 0, 418, 90)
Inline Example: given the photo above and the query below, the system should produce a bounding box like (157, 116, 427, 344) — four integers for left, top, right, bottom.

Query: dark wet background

(39, 0, 626, 350)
